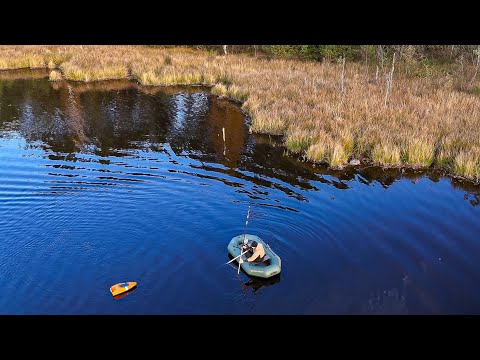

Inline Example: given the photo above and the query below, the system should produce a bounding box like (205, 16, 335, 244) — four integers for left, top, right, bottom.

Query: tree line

(191, 45, 479, 65)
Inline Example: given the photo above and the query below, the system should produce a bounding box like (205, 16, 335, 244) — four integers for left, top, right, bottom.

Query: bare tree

(384, 52, 396, 108)
(340, 56, 346, 93)
(471, 46, 480, 84)
(377, 45, 385, 71)
(364, 46, 369, 83)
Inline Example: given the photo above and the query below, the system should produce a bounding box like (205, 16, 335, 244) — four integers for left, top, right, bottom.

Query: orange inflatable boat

(110, 281, 137, 297)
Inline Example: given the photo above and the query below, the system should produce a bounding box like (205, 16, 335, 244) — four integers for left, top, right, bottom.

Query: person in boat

(240, 240, 265, 263)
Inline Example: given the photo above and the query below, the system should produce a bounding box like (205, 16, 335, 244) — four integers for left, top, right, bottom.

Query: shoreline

(0, 47, 478, 184)
(1, 67, 479, 187)
(5, 72, 478, 191)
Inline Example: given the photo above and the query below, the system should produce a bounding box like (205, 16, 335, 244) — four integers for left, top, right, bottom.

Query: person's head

(251, 241, 258, 248)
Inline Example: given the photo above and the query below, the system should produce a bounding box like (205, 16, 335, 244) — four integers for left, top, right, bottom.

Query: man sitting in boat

(240, 241, 265, 263)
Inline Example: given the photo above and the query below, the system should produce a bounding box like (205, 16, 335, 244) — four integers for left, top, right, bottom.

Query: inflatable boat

(227, 234, 281, 278)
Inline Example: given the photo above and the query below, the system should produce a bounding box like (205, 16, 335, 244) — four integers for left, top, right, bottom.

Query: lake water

(1, 71, 479, 314)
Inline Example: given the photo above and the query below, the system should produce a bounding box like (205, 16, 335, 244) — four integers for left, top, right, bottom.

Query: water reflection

(362, 287, 408, 315)
(0, 74, 479, 205)
(464, 193, 479, 207)
(0, 68, 49, 81)
(240, 274, 281, 294)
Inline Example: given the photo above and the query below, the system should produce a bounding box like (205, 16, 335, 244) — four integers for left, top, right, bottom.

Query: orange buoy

(110, 281, 137, 297)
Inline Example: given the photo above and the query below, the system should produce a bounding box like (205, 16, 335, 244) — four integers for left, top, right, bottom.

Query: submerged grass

(0, 45, 479, 182)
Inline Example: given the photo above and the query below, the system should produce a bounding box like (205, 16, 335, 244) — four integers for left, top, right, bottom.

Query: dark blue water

(1, 72, 480, 314)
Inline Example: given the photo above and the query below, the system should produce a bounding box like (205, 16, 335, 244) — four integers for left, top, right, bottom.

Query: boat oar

(225, 249, 249, 265)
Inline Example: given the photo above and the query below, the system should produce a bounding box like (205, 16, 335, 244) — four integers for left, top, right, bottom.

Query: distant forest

(188, 45, 479, 65)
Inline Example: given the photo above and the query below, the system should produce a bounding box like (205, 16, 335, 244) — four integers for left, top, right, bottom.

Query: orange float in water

(110, 281, 137, 297)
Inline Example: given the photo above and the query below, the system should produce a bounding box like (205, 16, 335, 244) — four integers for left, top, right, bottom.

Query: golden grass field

(1, 45, 479, 182)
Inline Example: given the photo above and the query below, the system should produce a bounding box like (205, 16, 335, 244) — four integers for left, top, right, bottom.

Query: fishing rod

(238, 206, 251, 274)
(242, 206, 251, 245)
(225, 249, 250, 265)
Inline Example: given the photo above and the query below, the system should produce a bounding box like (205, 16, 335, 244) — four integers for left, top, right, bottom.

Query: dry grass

(0, 45, 479, 182)
(48, 70, 62, 82)
(0, 45, 73, 70)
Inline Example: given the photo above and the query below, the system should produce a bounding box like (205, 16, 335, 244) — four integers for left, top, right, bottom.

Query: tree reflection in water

(0, 74, 478, 207)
